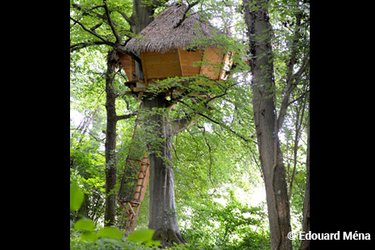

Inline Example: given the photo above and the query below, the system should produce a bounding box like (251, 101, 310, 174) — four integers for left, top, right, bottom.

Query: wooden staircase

(119, 155, 150, 233)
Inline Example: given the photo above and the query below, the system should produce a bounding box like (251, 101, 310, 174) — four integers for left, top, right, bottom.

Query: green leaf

(127, 229, 155, 243)
(70, 182, 84, 211)
(97, 227, 124, 240)
(74, 218, 96, 231)
(80, 231, 98, 242)
(145, 240, 160, 247)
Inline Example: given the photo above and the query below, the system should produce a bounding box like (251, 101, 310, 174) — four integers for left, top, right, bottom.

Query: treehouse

(118, 3, 233, 93)
(117, 4, 233, 234)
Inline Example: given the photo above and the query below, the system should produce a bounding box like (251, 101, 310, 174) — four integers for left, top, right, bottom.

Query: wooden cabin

(119, 3, 233, 92)
(119, 48, 232, 83)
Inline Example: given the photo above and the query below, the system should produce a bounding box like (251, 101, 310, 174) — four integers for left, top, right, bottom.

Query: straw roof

(124, 4, 222, 53)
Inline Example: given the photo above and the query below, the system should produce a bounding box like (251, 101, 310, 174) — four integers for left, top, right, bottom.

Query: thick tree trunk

(119, 0, 184, 242)
(143, 95, 185, 247)
(300, 112, 310, 250)
(243, 1, 292, 249)
(130, 0, 157, 80)
(117, 0, 161, 231)
(130, 0, 155, 34)
(104, 50, 119, 226)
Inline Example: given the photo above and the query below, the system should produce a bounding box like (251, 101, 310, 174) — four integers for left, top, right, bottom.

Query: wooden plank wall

(141, 50, 182, 82)
(177, 49, 203, 77)
(139, 48, 229, 83)
(200, 47, 224, 80)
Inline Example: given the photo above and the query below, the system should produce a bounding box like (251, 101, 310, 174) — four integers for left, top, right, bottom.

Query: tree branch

(285, 10, 303, 85)
(116, 112, 137, 121)
(291, 56, 310, 84)
(90, 22, 104, 31)
(70, 40, 113, 52)
(287, 88, 309, 106)
(179, 100, 255, 144)
(172, 113, 195, 134)
(277, 55, 309, 131)
(198, 125, 215, 186)
(72, 4, 107, 21)
(72, 2, 128, 38)
(72, 3, 105, 12)
(277, 82, 296, 132)
(202, 82, 237, 107)
(288, 94, 307, 201)
(103, 0, 121, 43)
(88, 131, 105, 142)
(174, 1, 200, 28)
(70, 17, 115, 45)
(115, 8, 134, 26)
(276, 8, 307, 132)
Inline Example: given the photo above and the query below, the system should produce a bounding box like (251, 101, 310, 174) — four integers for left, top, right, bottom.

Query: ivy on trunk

(142, 95, 186, 246)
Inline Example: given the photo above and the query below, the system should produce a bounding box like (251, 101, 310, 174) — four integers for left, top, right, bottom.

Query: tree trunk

(130, 0, 157, 80)
(300, 111, 310, 250)
(243, 1, 292, 249)
(143, 95, 185, 247)
(119, 0, 184, 243)
(120, 0, 158, 194)
(130, 0, 156, 34)
(117, 0, 162, 231)
(104, 50, 119, 226)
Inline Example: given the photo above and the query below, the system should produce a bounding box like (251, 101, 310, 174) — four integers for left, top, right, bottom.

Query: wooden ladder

(122, 155, 150, 233)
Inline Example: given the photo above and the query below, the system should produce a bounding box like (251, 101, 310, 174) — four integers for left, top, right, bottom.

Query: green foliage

(71, 182, 85, 211)
(97, 227, 124, 240)
(176, 189, 269, 249)
(74, 217, 96, 231)
(70, 139, 106, 223)
(80, 231, 98, 242)
(127, 229, 160, 247)
(70, 181, 158, 249)
(236, 230, 271, 250)
(71, 223, 158, 249)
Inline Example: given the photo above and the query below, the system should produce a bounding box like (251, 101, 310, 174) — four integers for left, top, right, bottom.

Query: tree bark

(300, 110, 310, 250)
(143, 95, 185, 247)
(243, 1, 292, 249)
(130, 0, 156, 34)
(104, 49, 119, 226)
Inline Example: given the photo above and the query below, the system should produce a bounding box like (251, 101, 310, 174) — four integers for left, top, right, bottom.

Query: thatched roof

(124, 4, 223, 53)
